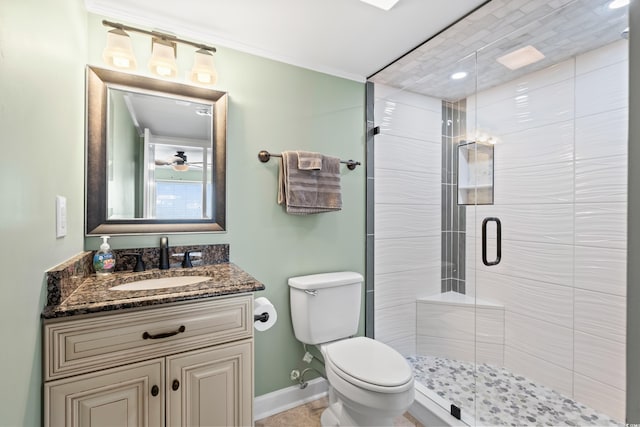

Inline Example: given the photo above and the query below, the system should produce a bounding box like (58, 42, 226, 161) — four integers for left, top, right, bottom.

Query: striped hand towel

(277, 151, 342, 215)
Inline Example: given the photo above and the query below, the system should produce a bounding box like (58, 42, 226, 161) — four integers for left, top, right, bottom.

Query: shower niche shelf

(458, 141, 494, 205)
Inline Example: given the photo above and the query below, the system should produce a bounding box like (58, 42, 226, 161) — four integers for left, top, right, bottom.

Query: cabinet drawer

(44, 295, 252, 381)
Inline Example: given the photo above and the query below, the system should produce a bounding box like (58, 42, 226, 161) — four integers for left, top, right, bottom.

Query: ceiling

(370, 0, 629, 100)
(84, 0, 488, 82)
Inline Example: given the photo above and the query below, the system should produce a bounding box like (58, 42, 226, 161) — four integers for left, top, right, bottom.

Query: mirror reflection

(106, 88, 213, 220)
(86, 66, 227, 235)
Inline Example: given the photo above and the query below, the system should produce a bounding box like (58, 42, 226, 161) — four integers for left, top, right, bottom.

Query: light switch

(56, 195, 67, 238)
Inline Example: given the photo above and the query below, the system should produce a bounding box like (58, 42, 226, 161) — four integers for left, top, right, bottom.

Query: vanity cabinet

(43, 295, 254, 427)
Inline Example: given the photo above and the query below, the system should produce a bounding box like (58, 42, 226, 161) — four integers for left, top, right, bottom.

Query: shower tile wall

(373, 84, 442, 356)
(466, 40, 628, 420)
(442, 100, 466, 294)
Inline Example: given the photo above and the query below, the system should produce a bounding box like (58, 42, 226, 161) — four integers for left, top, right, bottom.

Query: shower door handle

(482, 217, 501, 266)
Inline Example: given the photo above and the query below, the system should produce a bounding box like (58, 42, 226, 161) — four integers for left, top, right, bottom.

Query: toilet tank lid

(288, 272, 363, 290)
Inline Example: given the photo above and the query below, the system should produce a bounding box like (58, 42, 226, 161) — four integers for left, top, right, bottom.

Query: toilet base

(320, 389, 397, 427)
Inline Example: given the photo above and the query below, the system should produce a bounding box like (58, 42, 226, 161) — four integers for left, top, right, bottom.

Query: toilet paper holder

(254, 312, 270, 323)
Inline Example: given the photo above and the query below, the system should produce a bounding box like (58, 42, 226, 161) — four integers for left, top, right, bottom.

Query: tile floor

(255, 396, 424, 427)
(408, 355, 622, 427)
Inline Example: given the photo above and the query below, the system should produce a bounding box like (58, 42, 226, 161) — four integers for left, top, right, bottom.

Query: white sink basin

(109, 276, 211, 291)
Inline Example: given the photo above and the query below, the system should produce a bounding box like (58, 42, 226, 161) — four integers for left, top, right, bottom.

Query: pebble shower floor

(407, 355, 622, 426)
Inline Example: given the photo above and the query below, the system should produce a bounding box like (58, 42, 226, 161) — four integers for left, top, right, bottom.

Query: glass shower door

(470, 2, 628, 423)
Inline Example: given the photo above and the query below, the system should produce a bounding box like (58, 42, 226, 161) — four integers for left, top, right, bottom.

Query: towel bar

(258, 150, 361, 170)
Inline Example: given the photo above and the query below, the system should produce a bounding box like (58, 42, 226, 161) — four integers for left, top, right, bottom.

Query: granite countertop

(42, 247, 265, 319)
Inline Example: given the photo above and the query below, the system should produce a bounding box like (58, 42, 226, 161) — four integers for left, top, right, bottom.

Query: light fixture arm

(102, 20, 216, 53)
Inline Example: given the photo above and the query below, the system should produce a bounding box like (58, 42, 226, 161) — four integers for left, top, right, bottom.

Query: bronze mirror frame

(85, 66, 227, 235)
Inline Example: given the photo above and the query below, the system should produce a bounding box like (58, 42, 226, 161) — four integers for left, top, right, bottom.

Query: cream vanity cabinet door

(45, 358, 164, 427)
(166, 339, 253, 427)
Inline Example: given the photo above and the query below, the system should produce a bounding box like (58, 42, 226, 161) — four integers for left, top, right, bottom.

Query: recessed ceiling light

(609, 0, 630, 9)
(450, 71, 468, 80)
(360, 0, 400, 11)
(496, 45, 545, 70)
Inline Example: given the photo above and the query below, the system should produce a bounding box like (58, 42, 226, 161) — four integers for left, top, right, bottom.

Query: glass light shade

(149, 40, 178, 78)
(102, 29, 137, 70)
(189, 49, 218, 85)
(172, 163, 189, 172)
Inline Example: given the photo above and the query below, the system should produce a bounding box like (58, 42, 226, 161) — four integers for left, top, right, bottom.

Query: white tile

(573, 373, 626, 423)
(575, 202, 627, 250)
(575, 156, 627, 203)
(574, 331, 625, 391)
(575, 60, 628, 118)
(576, 40, 628, 76)
(374, 168, 440, 205)
(374, 303, 416, 356)
(417, 303, 475, 341)
(375, 133, 441, 172)
(375, 204, 440, 239)
(374, 237, 440, 275)
(475, 59, 574, 108)
(467, 204, 574, 245)
(476, 342, 504, 366)
(494, 120, 574, 170)
(374, 83, 442, 113)
(374, 99, 441, 141)
(416, 301, 503, 345)
(574, 289, 626, 344)
(476, 79, 574, 136)
(574, 245, 627, 296)
(473, 239, 574, 287)
(575, 108, 628, 160)
(476, 307, 505, 345)
(475, 270, 573, 328)
(494, 161, 574, 204)
(505, 311, 573, 369)
(375, 268, 441, 309)
(416, 335, 475, 364)
(504, 346, 573, 397)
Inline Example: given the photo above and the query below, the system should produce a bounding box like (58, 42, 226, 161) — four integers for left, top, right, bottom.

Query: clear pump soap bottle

(93, 235, 116, 276)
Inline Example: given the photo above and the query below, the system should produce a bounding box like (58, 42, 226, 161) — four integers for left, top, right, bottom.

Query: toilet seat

(323, 337, 413, 394)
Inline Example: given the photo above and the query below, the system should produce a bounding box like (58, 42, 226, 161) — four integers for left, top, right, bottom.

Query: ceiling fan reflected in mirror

(155, 150, 203, 172)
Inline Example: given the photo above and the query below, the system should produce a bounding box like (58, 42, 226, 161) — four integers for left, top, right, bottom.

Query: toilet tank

(288, 272, 363, 345)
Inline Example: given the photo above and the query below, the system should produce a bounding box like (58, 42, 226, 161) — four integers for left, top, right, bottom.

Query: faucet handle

(182, 250, 195, 268)
(122, 253, 146, 272)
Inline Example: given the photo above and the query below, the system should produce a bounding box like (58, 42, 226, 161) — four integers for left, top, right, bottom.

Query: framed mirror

(85, 66, 227, 235)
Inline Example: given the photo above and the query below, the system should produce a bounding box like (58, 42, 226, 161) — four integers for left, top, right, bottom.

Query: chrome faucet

(159, 236, 170, 270)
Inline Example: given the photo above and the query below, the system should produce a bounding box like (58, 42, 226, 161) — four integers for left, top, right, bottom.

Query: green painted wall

(0, 3, 364, 424)
(0, 0, 88, 426)
(85, 14, 366, 397)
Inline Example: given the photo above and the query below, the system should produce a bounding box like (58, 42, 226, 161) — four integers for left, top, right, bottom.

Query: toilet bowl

(288, 272, 415, 426)
(320, 337, 414, 426)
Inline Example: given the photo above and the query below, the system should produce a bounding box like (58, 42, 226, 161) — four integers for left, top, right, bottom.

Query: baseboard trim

(254, 377, 329, 421)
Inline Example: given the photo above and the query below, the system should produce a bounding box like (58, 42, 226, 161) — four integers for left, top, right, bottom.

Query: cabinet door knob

(151, 385, 159, 396)
(172, 379, 180, 391)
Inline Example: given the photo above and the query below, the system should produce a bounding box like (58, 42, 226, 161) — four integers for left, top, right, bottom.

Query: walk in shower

(367, 0, 628, 425)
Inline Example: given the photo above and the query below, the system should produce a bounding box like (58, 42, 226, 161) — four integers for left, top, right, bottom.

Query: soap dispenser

(93, 236, 116, 276)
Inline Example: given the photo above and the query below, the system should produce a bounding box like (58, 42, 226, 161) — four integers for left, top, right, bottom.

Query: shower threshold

(407, 355, 622, 426)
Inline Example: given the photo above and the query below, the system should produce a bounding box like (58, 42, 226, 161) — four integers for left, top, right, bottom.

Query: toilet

(288, 272, 414, 427)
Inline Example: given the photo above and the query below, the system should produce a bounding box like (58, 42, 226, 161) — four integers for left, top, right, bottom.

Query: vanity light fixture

(102, 28, 137, 70)
(102, 20, 218, 85)
(149, 38, 178, 78)
(190, 48, 218, 85)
